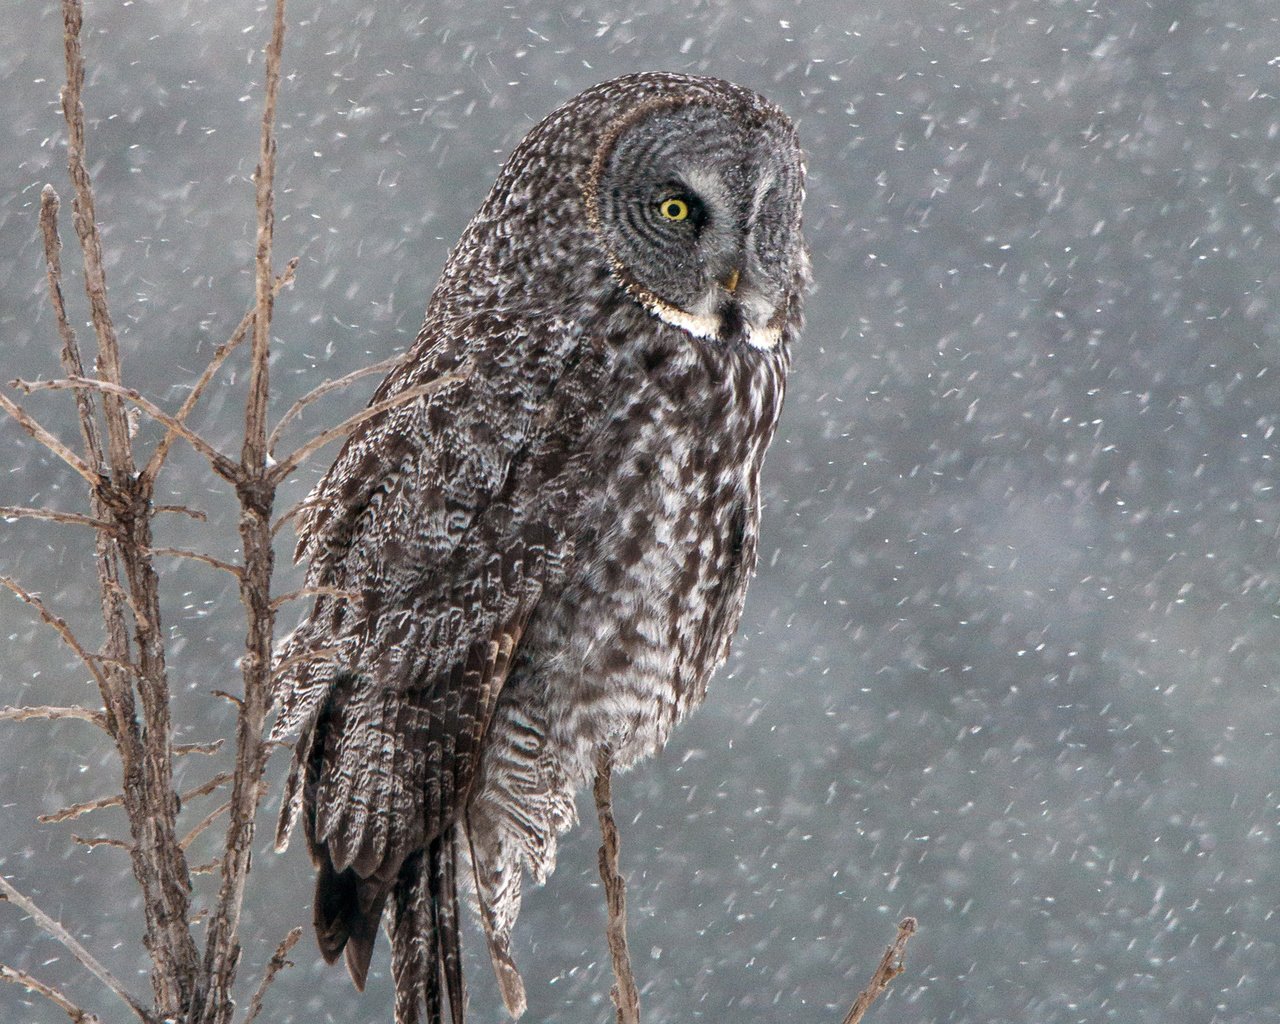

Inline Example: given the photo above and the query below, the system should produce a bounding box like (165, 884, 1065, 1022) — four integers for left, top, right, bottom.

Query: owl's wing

(272, 309, 603, 1005)
(272, 309, 580, 735)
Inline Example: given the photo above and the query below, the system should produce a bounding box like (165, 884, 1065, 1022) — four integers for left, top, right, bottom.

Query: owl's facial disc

(589, 100, 803, 349)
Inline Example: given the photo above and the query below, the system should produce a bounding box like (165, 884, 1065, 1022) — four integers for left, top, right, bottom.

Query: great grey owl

(271, 71, 808, 1024)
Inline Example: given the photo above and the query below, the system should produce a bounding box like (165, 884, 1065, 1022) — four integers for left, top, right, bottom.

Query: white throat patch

(640, 294, 782, 351)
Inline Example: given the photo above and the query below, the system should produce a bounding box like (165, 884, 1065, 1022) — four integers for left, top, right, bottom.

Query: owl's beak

(721, 268, 741, 295)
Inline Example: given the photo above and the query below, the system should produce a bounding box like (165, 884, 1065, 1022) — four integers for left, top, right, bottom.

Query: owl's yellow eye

(658, 197, 690, 221)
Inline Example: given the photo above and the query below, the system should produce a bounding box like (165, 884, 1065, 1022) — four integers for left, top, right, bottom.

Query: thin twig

(0, 874, 152, 1023)
(268, 372, 469, 485)
(240, 926, 303, 1024)
(267, 351, 404, 454)
(180, 800, 232, 851)
(102, 575, 153, 633)
(174, 738, 225, 757)
(142, 256, 298, 485)
(0, 705, 107, 730)
(270, 494, 315, 537)
(0, 962, 105, 1024)
(840, 917, 918, 1024)
(153, 504, 209, 521)
(39, 184, 104, 475)
(0, 505, 112, 531)
(594, 752, 641, 1024)
(0, 392, 99, 487)
(148, 547, 243, 579)
(269, 645, 342, 683)
(13, 377, 238, 482)
(72, 834, 133, 852)
(1, 576, 109, 691)
(60, 0, 132, 479)
(269, 585, 360, 611)
(39, 772, 234, 825)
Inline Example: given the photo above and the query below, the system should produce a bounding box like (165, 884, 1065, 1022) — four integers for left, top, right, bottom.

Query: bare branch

(0, 505, 113, 531)
(181, 771, 236, 805)
(0, 705, 107, 730)
(39, 772, 234, 826)
(0, 392, 99, 487)
(270, 645, 342, 683)
(39, 185, 105, 475)
(240, 926, 303, 1024)
(148, 547, 243, 579)
(269, 585, 360, 611)
(0, 874, 153, 1023)
(174, 738, 225, 758)
(13, 377, 239, 482)
(72, 834, 134, 852)
(59, 0, 134, 481)
(142, 256, 298, 485)
(594, 753, 641, 1024)
(269, 372, 469, 485)
(154, 504, 209, 521)
(55, 5, 202, 1014)
(270, 494, 314, 538)
(841, 917, 918, 1024)
(180, 800, 231, 851)
(38, 792, 127, 826)
(0, 962, 105, 1024)
(267, 351, 404, 454)
(240, 0, 287, 473)
(1, 575, 109, 691)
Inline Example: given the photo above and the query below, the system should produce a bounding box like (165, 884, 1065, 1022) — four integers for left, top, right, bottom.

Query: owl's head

(582, 75, 806, 351)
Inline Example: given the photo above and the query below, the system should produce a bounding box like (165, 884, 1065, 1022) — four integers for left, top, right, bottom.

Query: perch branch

(0, 874, 152, 1023)
(594, 752, 641, 1024)
(840, 917, 918, 1024)
(0, 962, 105, 1024)
(240, 926, 303, 1024)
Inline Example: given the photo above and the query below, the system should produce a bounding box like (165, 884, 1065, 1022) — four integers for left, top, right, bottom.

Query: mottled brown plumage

(271, 71, 808, 1023)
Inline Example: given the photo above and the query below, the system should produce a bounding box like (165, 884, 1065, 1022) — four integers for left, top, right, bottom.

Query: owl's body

(272, 72, 807, 1024)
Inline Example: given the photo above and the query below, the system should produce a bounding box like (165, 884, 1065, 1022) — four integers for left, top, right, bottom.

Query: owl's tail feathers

(312, 856, 387, 990)
(390, 835, 465, 1024)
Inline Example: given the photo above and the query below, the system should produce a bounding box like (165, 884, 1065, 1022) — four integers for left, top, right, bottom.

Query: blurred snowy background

(2, 2, 1279, 1022)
